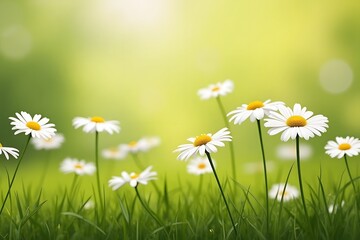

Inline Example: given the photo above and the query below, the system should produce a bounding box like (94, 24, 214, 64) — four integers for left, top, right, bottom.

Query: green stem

(256, 120, 269, 236)
(344, 154, 356, 193)
(197, 174, 204, 196)
(205, 151, 238, 236)
(0, 135, 31, 216)
(295, 136, 309, 222)
(216, 97, 236, 181)
(94, 131, 103, 211)
(134, 186, 163, 227)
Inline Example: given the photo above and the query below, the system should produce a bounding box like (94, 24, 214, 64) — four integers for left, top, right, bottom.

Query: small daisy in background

(227, 99, 284, 125)
(102, 146, 127, 160)
(243, 161, 275, 174)
(328, 200, 345, 214)
(269, 183, 299, 202)
(0, 143, 19, 160)
(325, 136, 360, 193)
(60, 158, 96, 176)
(120, 136, 161, 154)
(83, 200, 95, 210)
(31, 133, 65, 150)
(187, 157, 214, 175)
(108, 166, 157, 190)
(9, 111, 57, 139)
(197, 79, 234, 100)
(72, 116, 120, 134)
(276, 143, 313, 161)
(325, 136, 360, 159)
(174, 127, 232, 161)
(264, 103, 329, 142)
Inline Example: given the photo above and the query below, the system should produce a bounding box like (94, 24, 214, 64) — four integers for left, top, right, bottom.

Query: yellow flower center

(91, 116, 105, 123)
(0, 143, 2, 148)
(26, 121, 41, 130)
(211, 86, 220, 92)
(338, 143, 351, 150)
(247, 101, 264, 110)
(128, 141, 137, 147)
(197, 163, 206, 169)
(286, 115, 307, 127)
(279, 190, 289, 197)
(130, 173, 138, 179)
(193, 134, 212, 147)
(74, 163, 84, 169)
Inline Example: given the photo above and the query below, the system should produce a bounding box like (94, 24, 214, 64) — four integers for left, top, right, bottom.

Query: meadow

(1, 80, 360, 240)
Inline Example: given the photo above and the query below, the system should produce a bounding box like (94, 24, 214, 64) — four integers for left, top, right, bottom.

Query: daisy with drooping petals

(228, 99, 284, 124)
(325, 136, 360, 159)
(60, 158, 96, 175)
(0, 143, 19, 160)
(264, 103, 329, 142)
(187, 157, 215, 175)
(109, 166, 157, 190)
(9, 111, 57, 140)
(197, 79, 234, 100)
(174, 127, 232, 161)
(31, 133, 65, 150)
(72, 116, 120, 134)
(269, 183, 299, 202)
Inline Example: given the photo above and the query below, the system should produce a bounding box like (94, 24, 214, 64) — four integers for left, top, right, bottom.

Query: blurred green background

(1, 0, 360, 196)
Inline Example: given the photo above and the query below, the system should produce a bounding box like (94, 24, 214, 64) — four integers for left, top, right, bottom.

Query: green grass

(1, 168, 360, 240)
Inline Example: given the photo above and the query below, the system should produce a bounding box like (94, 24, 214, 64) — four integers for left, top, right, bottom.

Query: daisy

(174, 127, 232, 161)
(264, 103, 329, 141)
(197, 79, 234, 100)
(60, 158, 96, 175)
(227, 99, 284, 124)
(0, 143, 19, 160)
(9, 111, 57, 140)
(72, 116, 120, 134)
(187, 157, 214, 175)
(269, 183, 299, 202)
(31, 133, 65, 150)
(120, 136, 161, 154)
(328, 200, 345, 214)
(276, 143, 313, 161)
(325, 136, 360, 159)
(108, 166, 157, 190)
(102, 146, 128, 160)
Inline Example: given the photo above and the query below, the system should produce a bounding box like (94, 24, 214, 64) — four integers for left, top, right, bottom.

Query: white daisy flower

(174, 127, 232, 161)
(227, 99, 284, 124)
(264, 103, 329, 142)
(83, 200, 95, 210)
(72, 116, 120, 134)
(9, 111, 57, 140)
(325, 136, 360, 159)
(31, 133, 65, 150)
(276, 143, 313, 161)
(60, 158, 96, 175)
(102, 146, 128, 160)
(108, 166, 157, 190)
(243, 161, 275, 174)
(328, 200, 345, 214)
(187, 157, 214, 175)
(197, 79, 234, 100)
(269, 183, 299, 202)
(0, 143, 19, 160)
(120, 136, 161, 154)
